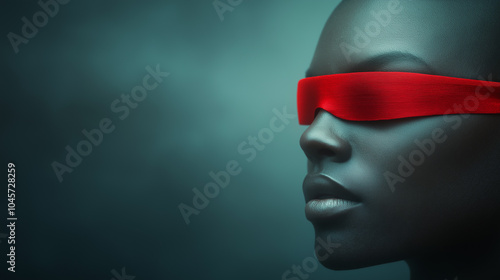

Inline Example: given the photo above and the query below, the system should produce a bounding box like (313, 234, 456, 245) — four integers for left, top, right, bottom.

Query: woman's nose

(300, 110, 352, 164)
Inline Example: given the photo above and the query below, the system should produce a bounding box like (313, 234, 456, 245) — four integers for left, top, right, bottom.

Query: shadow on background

(1, 0, 407, 279)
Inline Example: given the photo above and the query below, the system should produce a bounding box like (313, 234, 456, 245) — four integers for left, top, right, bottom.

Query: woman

(298, 1, 500, 279)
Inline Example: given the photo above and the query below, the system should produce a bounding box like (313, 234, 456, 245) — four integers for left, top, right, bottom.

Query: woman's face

(301, 0, 500, 269)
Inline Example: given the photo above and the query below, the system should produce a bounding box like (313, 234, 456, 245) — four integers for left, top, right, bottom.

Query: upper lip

(303, 174, 361, 203)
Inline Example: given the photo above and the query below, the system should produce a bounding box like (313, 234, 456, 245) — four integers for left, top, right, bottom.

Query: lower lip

(305, 198, 360, 221)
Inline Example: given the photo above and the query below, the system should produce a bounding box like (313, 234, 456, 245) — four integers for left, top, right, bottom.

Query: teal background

(1, 0, 408, 279)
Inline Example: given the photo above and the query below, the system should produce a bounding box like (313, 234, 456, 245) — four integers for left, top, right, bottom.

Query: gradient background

(1, 0, 408, 279)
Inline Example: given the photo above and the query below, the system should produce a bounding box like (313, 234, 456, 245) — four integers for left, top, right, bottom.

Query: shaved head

(309, 0, 500, 81)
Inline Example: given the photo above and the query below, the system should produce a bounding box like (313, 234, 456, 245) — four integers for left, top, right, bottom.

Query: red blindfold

(297, 72, 500, 125)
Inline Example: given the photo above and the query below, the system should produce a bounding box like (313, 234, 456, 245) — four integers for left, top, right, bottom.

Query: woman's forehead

(308, 0, 500, 80)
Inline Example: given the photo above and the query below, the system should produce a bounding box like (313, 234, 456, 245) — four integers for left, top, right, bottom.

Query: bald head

(308, 0, 500, 81)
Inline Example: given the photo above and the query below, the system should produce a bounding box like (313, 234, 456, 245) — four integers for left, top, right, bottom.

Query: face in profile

(299, 0, 500, 277)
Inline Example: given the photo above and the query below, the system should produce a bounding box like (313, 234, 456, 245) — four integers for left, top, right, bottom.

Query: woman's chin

(316, 252, 400, 271)
(312, 231, 405, 271)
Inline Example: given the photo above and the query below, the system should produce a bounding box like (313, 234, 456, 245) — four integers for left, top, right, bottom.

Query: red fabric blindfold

(297, 72, 500, 124)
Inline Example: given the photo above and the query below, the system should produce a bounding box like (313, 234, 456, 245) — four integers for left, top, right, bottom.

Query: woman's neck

(406, 239, 500, 280)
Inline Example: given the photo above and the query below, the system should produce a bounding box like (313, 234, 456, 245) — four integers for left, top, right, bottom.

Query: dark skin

(300, 1, 500, 279)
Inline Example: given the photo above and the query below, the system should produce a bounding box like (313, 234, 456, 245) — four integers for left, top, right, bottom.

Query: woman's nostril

(319, 148, 336, 158)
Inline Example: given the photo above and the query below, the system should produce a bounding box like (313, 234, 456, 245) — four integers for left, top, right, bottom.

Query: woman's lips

(303, 174, 361, 221)
(305, 198, 361, 221)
